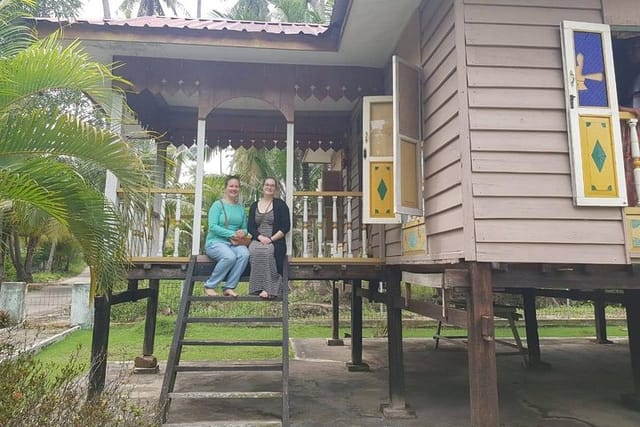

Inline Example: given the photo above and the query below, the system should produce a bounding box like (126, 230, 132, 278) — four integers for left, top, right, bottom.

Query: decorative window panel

(561, 20, 627, 206)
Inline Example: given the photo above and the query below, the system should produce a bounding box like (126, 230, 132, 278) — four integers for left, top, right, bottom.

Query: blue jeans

(204, 242, 249, 290)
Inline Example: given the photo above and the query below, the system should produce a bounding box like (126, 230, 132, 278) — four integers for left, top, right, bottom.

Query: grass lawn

(35, 315, 629, 366)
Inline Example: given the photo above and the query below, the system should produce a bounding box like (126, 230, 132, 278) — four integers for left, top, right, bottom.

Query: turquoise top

(206, 200, 248, 246)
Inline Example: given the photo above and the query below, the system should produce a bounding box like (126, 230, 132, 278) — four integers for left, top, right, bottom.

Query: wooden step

(175, 363, 283, 372)
(169, 391, 282, 399)
(185, 317, 283, 324)
(180, 339, 283, 347)
(189, 295, 282, 302)
(163, 420, 281, 427)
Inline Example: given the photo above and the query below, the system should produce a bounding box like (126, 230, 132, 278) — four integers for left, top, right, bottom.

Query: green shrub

(0, 309, 11, 328)
(0, 349, 159, 426)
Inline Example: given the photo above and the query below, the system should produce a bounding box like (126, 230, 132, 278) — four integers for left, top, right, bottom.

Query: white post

(71, 283, 93, 328)
(317, 196, 324, 257)
(302, 195, 310, 258)
(104, 93, 123, 206)
(173, 195, 182, 257)
(628, 118, 640, 206)
(331, 196, 338, 257)
(286, 122, 295, 256)
(0, 282, 26, 324)
(156, 193, 166, 256)
(346, 196, 353, 258)
(362, 228, 368, 258)
(192, 119, 206, 255)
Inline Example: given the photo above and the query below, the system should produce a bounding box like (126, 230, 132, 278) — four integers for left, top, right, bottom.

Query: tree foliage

(0, 0, 151, 294)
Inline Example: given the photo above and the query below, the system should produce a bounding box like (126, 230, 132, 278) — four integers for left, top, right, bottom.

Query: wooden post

(88, 295, 111, 400)
(622, 289, 640, 408)
(593, 291, 612, 344)
(381, 270, 415, 418)
(328, 281, 343, 346)
(522, 288, 547, 368)
(467, 263, 499, 427)
(135, 279, 160, 373)
(347, 280, 368, 371)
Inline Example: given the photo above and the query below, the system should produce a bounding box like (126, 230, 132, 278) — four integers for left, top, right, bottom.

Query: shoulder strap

(219, 200, 228, 227)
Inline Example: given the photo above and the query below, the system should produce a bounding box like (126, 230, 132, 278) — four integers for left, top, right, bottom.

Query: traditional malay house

(35, 0, 640, 426)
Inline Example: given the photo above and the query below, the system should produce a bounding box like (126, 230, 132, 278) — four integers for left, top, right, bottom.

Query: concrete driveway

(113, 337, 640, 427)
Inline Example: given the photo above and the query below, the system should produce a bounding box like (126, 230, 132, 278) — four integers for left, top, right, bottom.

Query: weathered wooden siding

(420, 0, 466, 261)
(465, 0, 627, 264)
(381, 0, 467, 263)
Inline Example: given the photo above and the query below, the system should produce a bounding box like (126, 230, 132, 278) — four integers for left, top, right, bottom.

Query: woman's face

(225, 178, 241, 200)
(263, 179, 277, 197)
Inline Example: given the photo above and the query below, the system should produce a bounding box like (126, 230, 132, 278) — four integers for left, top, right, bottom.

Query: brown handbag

(220, 200, 251, 246)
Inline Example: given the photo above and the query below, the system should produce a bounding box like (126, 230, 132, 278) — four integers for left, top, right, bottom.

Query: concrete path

(111, 337, 640, 427)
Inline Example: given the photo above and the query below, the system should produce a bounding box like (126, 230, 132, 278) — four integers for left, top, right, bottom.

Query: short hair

(225, 175, 241, 187)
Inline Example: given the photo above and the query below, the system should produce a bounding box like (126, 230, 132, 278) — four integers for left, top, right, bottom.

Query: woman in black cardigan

(247, 177, 291, 299)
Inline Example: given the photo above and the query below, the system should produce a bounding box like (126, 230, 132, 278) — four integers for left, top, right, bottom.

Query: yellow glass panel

(369, 161, 394, 218)
(400, 138, 418, 209)
(370, 102, 393, 156)
(579, 115, 618, 198)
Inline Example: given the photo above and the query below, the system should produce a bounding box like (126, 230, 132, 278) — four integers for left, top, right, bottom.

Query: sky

(81, 0, 231, 19)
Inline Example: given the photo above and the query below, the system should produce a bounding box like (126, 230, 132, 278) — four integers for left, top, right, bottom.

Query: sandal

(223, 289, 239, 297)
(204, 287, 218, 297)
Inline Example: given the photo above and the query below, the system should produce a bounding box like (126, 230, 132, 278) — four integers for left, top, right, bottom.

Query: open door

(393, 55, 424, 216)
(561, 20, 627, 206)
(362, 96, 401, 224)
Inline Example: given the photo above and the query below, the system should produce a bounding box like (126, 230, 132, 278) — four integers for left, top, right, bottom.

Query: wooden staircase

(160, 255, 290, 426)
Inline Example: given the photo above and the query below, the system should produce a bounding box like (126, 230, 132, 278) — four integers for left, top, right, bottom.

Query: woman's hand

(258, 235, 272, 245)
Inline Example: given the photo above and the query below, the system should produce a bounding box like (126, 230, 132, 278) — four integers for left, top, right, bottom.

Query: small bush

(0, 309, 11, 328)
(0, 349, 159, 426)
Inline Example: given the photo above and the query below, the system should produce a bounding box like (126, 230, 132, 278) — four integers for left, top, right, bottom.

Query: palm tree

(209, 0, 270, 20)
(0, 0, 150, 295)
(118, 0, 184, 17)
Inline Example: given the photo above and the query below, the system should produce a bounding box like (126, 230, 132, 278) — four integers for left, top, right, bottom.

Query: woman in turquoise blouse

(203, 175, 250, 297)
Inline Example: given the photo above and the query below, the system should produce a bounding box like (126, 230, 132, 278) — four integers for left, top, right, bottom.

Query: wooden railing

(119, 188, 368, 261)
(118, 188, 195, 259)
(621, 111, 640, 206)
(292, 191, 366, 259)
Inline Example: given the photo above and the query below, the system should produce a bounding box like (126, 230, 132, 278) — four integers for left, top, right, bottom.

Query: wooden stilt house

(35, 0, 640, 425)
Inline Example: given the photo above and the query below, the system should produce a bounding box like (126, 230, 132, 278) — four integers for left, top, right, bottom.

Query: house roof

(33, 0, 422, 67)
(65, 16, 329, 36)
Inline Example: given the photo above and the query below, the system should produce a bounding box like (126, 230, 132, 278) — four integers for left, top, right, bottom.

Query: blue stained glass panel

(574, 31, 609, 108)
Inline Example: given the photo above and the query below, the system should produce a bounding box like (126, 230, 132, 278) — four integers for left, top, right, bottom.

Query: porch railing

(118, 188, 195, 259)
(119, 188, 368, 261)
(621, 112, 640, 206)
(292, 191, 366, 259)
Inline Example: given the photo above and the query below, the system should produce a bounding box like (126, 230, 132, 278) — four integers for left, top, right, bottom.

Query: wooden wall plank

(470, 130, 568, 153)
(428, 228, 465, 254)
(466, 23, 559, 48)
(425, 161, 462, 199)
(467, 46, 561, 68)
(426, 140, 461, 178)
(426, 205, 464, 234)
(471, 152, 569, 174)
(468, 67, 563, 89)
(465, 4, 602, 25)
(424, 115, 458, 149)
(469, 109, 566, 131)
(474, 197, 623, 220)
(425, 185, 463, 216)
(476, 242, 627, 264)
(424, 72, 457, 113)
(466, 0, 600, 7)
(468, 88, 565, 109)
(472, 173, 571, 197)
(476, 219, 625, 244)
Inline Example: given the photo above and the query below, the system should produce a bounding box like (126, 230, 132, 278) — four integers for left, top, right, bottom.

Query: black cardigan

(248, 198, 291, 275)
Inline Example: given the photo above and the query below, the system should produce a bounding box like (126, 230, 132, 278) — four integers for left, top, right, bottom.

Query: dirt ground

(109, 337, 640, 427)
